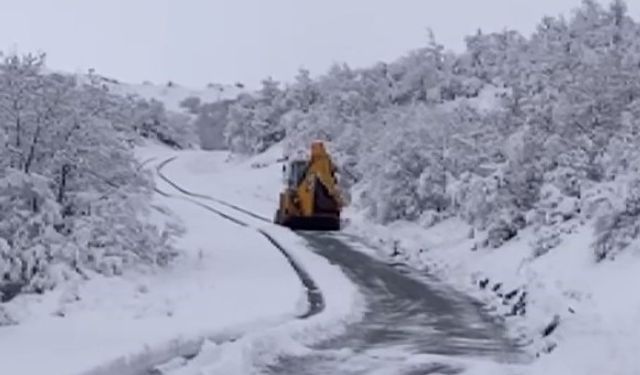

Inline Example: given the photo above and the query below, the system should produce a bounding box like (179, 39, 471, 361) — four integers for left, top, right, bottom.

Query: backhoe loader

(274, 141, 342, 231)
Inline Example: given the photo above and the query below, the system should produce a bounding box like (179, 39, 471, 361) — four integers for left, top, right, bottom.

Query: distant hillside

(88, 74, 245, 113)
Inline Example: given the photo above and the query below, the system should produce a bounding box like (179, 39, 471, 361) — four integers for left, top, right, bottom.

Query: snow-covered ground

(344, 211, 640, 375)
(0, 144, 359, 375)
(147, 144, 284, 219)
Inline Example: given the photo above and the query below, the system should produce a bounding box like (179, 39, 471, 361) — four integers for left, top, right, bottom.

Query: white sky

(0, 0, 636, 88)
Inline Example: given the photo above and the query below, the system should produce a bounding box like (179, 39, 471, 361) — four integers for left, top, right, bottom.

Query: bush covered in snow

(129, 98, 197, 149)
(0, 53, 179, 301)
(593, 177, 640, 261)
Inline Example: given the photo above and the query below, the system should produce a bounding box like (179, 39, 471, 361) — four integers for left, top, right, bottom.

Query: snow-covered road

(129, 147, 363, 374)
(148, 148, 528, 375)
(264, 232, 526, 374)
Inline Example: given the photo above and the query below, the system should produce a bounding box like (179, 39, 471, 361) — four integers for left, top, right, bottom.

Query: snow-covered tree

(0, 53, 179, 300)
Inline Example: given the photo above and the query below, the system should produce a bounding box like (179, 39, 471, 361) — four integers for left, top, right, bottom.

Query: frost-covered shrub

(0, 54, 180, 299)
(225, 78, 289, 154)
(534, 184, 580, 226)
(502, 161, 544, 212)
(454, 173, 500, 230)
(186, 99, 232, 150)
(418, 210, 445, 228)
(131, 99, 196, 149)
(359, 145, 440, 223)
(593, 178, 640, 262)
(0, 169, 171, 295)
(528, 184, 580, 257)
(72, 194, 177, 272)
(0, 171, 64, 290)
(486, 211, 525, 248)
(546, 167, 582, 199)
(531, 226, 563, 258)
(0, 306, 16, 326)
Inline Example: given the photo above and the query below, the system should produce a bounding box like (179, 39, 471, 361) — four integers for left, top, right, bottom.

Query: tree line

(0, 53, 192, 305)
(193, 0, 640, 260)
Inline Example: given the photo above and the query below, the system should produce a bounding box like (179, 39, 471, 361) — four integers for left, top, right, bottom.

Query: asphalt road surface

(264, 232, 523, 375)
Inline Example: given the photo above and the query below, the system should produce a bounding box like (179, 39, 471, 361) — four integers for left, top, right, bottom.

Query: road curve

(154, 156, 526, 374)
(265, 233, 525, 374)
(121, 157, 326, 375)
(156, 157, 324, 319)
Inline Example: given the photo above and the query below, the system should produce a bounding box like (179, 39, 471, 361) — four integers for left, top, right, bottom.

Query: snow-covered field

(0, 144, 359, 375)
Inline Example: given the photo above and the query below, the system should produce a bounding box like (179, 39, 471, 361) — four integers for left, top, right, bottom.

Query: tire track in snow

(155, 156, 324, 319)
(258, 230, 324, 319)
(91, 156, 326, 375)
(156, 157, 272, 223)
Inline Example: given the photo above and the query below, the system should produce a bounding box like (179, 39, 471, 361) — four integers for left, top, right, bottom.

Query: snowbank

(344, 210, 640, 375)
(156, 226, 365, 374)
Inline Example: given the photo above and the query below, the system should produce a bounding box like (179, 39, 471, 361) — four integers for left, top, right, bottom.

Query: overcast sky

(0, 0, 636, 88)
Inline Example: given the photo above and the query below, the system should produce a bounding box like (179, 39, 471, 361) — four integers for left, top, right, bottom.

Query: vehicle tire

(274, 209, 282, 224)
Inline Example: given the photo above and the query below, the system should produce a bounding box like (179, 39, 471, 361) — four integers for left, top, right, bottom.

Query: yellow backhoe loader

(274, 141, 342, 231)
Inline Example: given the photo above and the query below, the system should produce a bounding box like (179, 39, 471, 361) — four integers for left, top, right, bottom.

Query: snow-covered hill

(88, 74, 245, 113)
